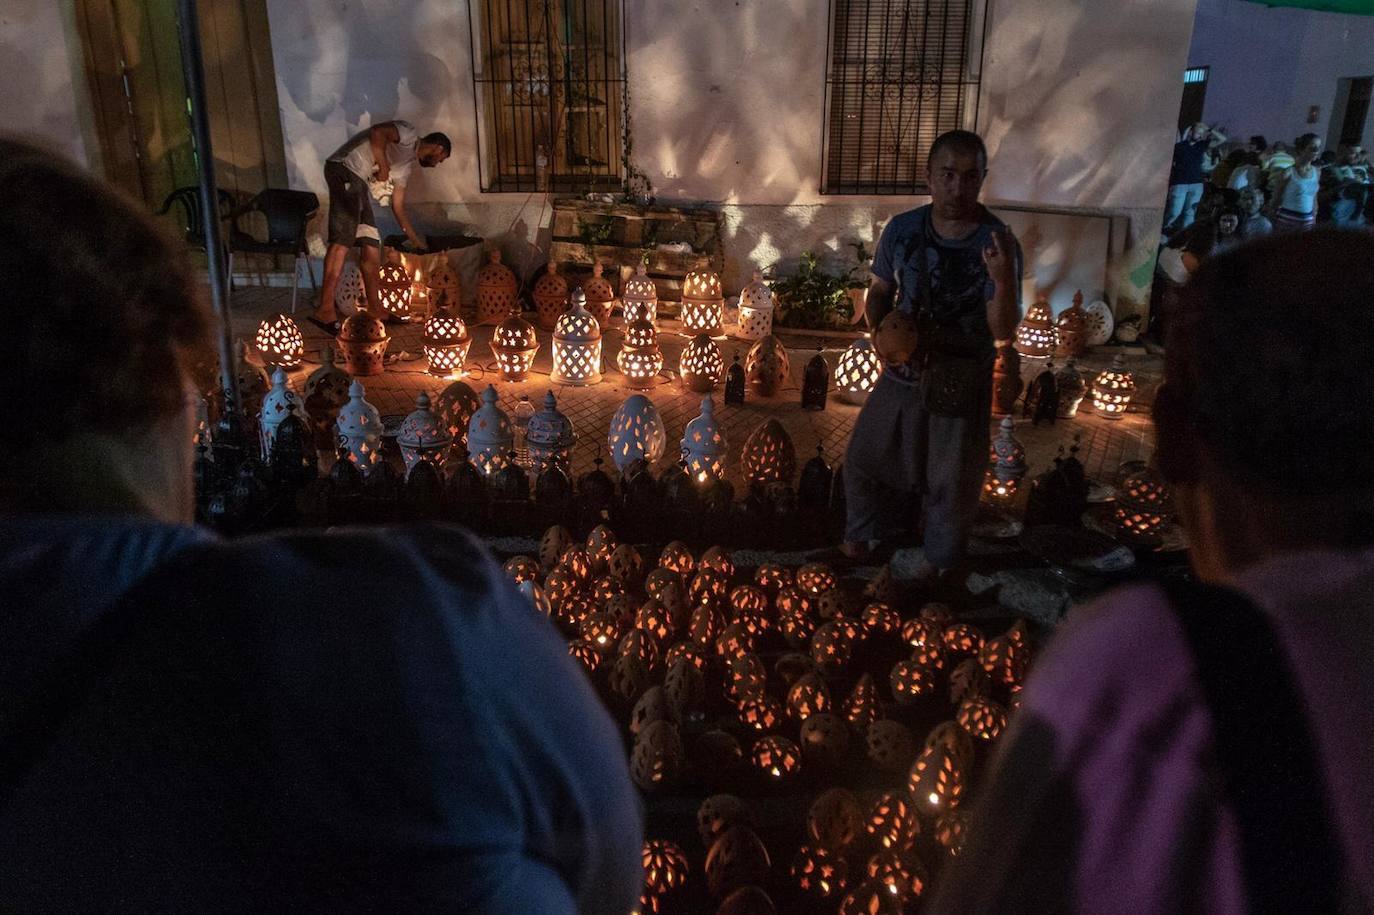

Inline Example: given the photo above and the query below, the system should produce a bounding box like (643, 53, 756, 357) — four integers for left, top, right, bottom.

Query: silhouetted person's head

(0, 138, 214, 521)
(926, 130, 988, 223)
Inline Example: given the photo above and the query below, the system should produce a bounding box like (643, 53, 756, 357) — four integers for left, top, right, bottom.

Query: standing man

(309, 121, 451, 332)
(1163, 123, 1226, 234)
(839, 130, 1022, 581)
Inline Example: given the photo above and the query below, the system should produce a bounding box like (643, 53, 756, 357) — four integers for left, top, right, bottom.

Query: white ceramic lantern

(680, 333, 724, 393)
(834, 334, 882, 404)
(617, 319, 663, 389)
(526, 391, 576, 475)
(681, 395, 727, 485)
(259, 367, 310, 459)
(622, 262, 658, 326)
(377, 262, 413, 322)
(983, 416, 1026, 504)
(681, 267, 724, 336)
(335, 380, 383, 473)
(255, 313, 304, 370)
(1091, 354, 1137, 419)
(551, 289, 603, 386)
(492, 312, 539, 381)
(608, 394, 667, 472)
(468, 385, 515, 477)
(736, 270, 775, 341)
(335, 261, 365, 315)
(423, 307, 472, 378)
(397, 392, 453, 475)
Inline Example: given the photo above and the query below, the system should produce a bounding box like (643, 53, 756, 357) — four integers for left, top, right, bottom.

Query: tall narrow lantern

(736, 270, 775, 341)
(1014, 300, 1057, 359)
(527, 391, 576, 475)
(377, 261, 413, 322)
(622, 262, 658, 326)
(982, 416, 1026, 505)
(335, 380, 383, 473)
(617, 319, 663, 389)
(492, 311, 539, 381)
(834, 335, 881, 405)
(1055, 291, 1087, 358)
(435, 379, 481, 446)
(681, 396, 726, 485)
(533, 261, 569, 331)
(255, 313, 305, 370)
(476, 249, 518, 326)
(582, 262, 616, 326)
(423, 307, 471, 378)
(681, 266, 724, 336)
(259, 368, 309, 460)
(398, 392, 453, 475)
(802, 348, 829, 410)
(468, 385, 515, 477)
(608, 394, 667, 473)
(1091, 355, 1136, 419)
(680, 333, 724, 393)
(551, 289, 603, 385)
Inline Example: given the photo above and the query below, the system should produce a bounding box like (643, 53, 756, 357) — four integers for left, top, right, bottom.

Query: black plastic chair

(157, 186, 238, 286)
(226, 189, 320, 313)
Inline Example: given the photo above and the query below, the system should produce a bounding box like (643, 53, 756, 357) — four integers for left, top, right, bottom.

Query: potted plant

(771, 243, 872, 330)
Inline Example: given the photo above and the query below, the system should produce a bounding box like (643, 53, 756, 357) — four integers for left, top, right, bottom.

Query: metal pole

(176, 0, 241, 435)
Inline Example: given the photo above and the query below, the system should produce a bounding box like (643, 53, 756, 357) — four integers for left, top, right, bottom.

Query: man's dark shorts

(324, 161, 379, 249)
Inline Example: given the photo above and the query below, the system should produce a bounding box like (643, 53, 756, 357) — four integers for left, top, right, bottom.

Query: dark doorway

(1339, 77, 1372, 148)
(1178, 66, 1210, 132)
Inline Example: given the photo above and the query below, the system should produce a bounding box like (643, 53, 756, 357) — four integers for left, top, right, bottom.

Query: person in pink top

(932, 228, 1374, 912)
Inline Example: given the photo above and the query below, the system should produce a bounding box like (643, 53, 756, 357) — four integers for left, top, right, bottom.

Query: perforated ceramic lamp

(476, 249, 518, 325)
(745, 335, 790, 396)
(681, 266, 724, 337)
(618, 319, 663, 389)
(608, 394, 667, 473)
(259, 368, 309, 460)
(1055, 291, 1088, 358)
(397, 392, 453, 475)
(741, 419, 797, 486)
(533, 261, 569, 331)
(426, 258, 462, 311)
(399, 251, 430, 314)
(835, 335, 882, 405)
(468, 385, 515, 477)
(622, 262, 658, 326)
(1091, 354, 1136, 419)
(377, 262, 413, 322)
(526, 391, 576, 476)
(492, 312, 539, 381)
(551, 290, 603, 386)
(681, 396, 726, 485)
(1015, 300, 1058, 360)
(255, 313, 304, 370)
(582, 262, 616, 325)
(335, 312, 390, 376)
(680, 333, 724, 393)
(335, 380, 383, 473)
(736, 270, 775, 341)
(423, 307, 472, 378)
(982, 416, 1027, 505)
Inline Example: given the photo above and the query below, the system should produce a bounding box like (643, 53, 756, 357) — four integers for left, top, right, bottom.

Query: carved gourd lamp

(622, 261, 659, 326)
(681, 265, 725, 337)
(581, 262, 616, 326)
(736, 269, 775, 341)
(377, 261, 413, 322)
(550, 289, 603, 385)
(475, 249, 518, 326)
(607, 394, 666, 473)
(1015, 300, 1058, 359)
(681, 396, 726, 486)
(744, 334, 790, 396)
(617, 318, 663, 389)
(1056, 290, 1088, 358)
(835, 334, 881, 404)
(467, 385, 514, 478)
(423, 307, 471, 378)
(791, 845, 848, 902)
(532, 260, 569, 331)
(491, 311, 539, 381)
(740, 419, 797, 486)
(255, 313, 304, 371)
(1091, 354, 1136, 419)
(335, 380, 383, 474)
(336, 311, 390, 376)
(526, 391, 575, 476)
(681, 333, 724, 393)
(642, 839, 690, 903)
(751, 734, 802, 782)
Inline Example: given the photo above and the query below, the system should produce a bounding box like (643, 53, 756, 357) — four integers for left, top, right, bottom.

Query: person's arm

(865, 276, 896, 331)
(1268, 169, 1291, 215)
(369, 123, 401, 183)
(388, 183, 426, 252)
(983, 228, 1020, 341)
(1207, 127, 1228, 149)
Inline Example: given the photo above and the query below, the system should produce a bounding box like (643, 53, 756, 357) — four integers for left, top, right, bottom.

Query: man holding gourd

(838, 130, 1022, 582)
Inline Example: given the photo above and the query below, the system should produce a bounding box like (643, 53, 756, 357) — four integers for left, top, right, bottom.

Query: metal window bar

(821, 0, 985, 195)
(468, 0, 625, 192)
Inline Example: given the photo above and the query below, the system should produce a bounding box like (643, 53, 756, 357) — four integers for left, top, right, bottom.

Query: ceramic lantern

(745, 335, 790, 396)
(622, 262, 658, 326)
(435, 379, 481, 446)
(475, 249, 518, 326)
(1055, 291, 1088, 358)
(532, 261, 569, 331)
(835, 335, 882, 404)
(377, 261, 413, 322)
(492, 312, 539, 381)
(681, 396, 726, 485)
(259, 368, 309, 460)
(736, 270, 775, 341)
(608, 394, 667, 472)
(1014, 300, 1058, 359)
(335, 380, 383, 473)
(581, 262, 616, 325)
(550, 290, 603, 386)
(681, 266, 725, 336)
(426, 257, 461, 311)
(526, 391, 575, 475)
(399, 251, 431, 314)
(468, 385, 514, 478)
(873, 309, 919, 366)
(423, 307, 471, 378)
(335, 312, 390, 376)
(617, 319, 663, 389)
(303, 347, 352, 452)
(983, 416, 1027, 505)
(740, 419, 797, 486)
(255, 313, 304, 370)
(1091, 355, 1136, 419)
(1113, 467, 1174, 545)
(642, 839, 690, 900)
(397, 392, 452, 475)
(751, 735, 802, 781)
(1055, 359, 1087, 418)
(680, 333, 724, 393)
(335, 260, 365, 315)
(992, 342, 1023, 417)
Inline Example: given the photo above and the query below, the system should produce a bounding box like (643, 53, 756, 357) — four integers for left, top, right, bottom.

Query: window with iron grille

(467, 0, 625, 192)
(822, 0, 987, 195)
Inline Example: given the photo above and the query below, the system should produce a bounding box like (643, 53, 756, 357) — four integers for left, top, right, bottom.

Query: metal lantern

(1056, 358, 1087, 418)
(622, 262, 658, 326)
(608, 394, 667, 473)
(259, 368, 309, 460)
(335, 380, 383, 473)
(423, 307, 471, 378)
(617, 319, 663, 389)
(255, 313, 304, 370)
(736, 269, 775, 341)
(582, 262, 616, 326)
(982, 416, 1026, 506)
(492, 312, 539, 381)
(724, 354, 746, 405)
(303, 347, 352, 452)
(1055, 291, 1088, 358)
(527, 391, 575, 475)
(680, 333, 724, 393)
(741, 419, 797, 486)
(802, 347, 829, 410)
(745, 335, 790, 396)
(551, 289, 603, 386)
(468, 385, 514, 478)
(397, 392, 453, 475)
(426, 257, 462, 311)
(435, 379, 481, 446)
(336, 312, 390, 376)
(1091, 355, 1136, 419)
(533, 260, 569, 331)
(681, 395, 726, 485)
(377, 261, 413, 322)
(834, 335, 881, 405)
(681, 266, 725, 336)
(1014, 300, 1058, 359)
(476, 249, 518, 326)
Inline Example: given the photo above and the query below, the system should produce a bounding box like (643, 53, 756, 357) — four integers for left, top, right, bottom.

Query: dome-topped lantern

(1091, 355, 1136, 420)
(377, 261, 413, 322)
(1055, 291, 1088, 359)
(622, 262, 658, 326)
(426, 257, 462, 312)
(336, 312, 390, 376)
(397, 392, 453, 475)
(681, 265, 724, 337)
(983, 416, 1027, 505)
(527, 391, 576, 476)
(608, 394, 667, 473)
(468, 385, 515, 477)
(736, 270, 775, 341)
(1056, 359, 1087, 418)
(423, 307, 471, 378)
(476, 249, 518, 326)
(533, 261, 569, 331)
(680, 333, 724, 393)
(582, 262, 616, 326)
(255, 313, 304, 371)
(492, 312, 539, 381)
(303, 347, 353, 452)
(835, 334, 881, 405)
(618, 319, 663, 389)
(682, 396, 726, 485)
(1015, 300, 1058, 360)
(551, 289, 603, 386)
(335, 380, 383, 473)
(259, 368, 310, 460)
(741, 419, 797, 486)
(745, 334, 791, 396)
(1113, 467, 1174, 545)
